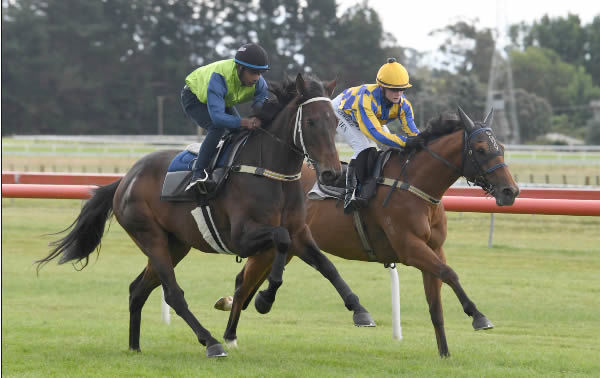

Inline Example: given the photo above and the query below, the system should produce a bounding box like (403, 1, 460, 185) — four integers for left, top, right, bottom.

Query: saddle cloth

(161, 136, 246, 255)
(160, 132, 247, 202)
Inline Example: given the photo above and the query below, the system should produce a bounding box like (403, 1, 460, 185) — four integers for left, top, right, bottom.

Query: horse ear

(457, 106, 475, 132)
(483, 108, 494, 127)
(295, 73, 305, 96)
(324, 79, 337, 98)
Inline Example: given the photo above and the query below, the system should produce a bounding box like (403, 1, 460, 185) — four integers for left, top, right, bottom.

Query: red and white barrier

(3, 171, 599, 200)
(2, 171, 122, 185)
(3, 182, 600, 216)
(445, 186, 600, 200)
(2, 184, 97, 199)
(442, 196, 600, 216)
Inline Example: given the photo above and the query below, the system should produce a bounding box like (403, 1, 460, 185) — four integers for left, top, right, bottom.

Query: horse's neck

(407, 130, 464, 199)
(244, 101, 303, 174)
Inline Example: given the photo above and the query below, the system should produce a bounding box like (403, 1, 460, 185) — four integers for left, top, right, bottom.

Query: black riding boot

(185, 164, 216, 194)
(344, 159, 368, 214)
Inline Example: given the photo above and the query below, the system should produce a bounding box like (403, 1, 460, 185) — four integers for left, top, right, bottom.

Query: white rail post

(161, 287, 171, 325)
(388, 264, 402, 340)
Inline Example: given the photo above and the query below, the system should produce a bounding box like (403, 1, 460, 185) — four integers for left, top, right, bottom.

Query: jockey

(181, 43, 270, 192)
(333, 58, 421, 213)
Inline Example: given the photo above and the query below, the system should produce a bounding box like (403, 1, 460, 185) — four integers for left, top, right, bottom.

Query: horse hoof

(254, 292, 273, 314)
(214, 296, 233, 311)
(206, 343, 228, 358)
(225, 338, 238, 348)
(353, 311, 376, 327)
(473, 315, 494, 330)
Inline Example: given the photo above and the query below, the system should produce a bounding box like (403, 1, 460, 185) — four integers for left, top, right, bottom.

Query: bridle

(423, 125, 506, 196)
(257, 96, 334, 167)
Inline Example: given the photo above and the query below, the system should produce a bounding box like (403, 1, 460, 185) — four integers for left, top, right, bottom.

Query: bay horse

(217, 108, 520, 357)
(36, 74, 375, 358)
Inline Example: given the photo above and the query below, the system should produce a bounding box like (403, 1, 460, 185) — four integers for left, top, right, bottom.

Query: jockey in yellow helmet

(332, 58, 421, 213)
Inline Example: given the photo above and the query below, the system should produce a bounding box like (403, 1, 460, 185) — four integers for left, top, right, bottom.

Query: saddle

(161, 131, 249, 202)
(312, 149, 393, 202)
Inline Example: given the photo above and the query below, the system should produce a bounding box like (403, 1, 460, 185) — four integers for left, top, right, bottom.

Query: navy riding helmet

(234, 43, 270, 71)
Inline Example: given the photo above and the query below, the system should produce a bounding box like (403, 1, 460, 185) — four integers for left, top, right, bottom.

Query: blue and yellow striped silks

(336, 84, 419, 148)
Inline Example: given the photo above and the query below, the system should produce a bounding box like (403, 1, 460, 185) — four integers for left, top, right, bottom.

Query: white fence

(3, 135, 600, 164)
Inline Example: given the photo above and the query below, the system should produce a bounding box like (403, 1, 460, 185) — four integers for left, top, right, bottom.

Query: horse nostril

(502, 187, 516, 198)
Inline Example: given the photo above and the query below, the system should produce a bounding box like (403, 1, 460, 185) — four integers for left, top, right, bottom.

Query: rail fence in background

(3, 172, 600, 216)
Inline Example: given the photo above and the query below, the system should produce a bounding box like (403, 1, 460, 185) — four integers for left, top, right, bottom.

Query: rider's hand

(241, 117, 261, 130)
(404, 136, 423, 148)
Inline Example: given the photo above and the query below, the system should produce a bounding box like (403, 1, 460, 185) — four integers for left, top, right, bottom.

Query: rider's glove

(404, 136, 423, 149)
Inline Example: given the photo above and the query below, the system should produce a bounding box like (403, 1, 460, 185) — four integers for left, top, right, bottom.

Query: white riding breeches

(333, 96, 390, 159)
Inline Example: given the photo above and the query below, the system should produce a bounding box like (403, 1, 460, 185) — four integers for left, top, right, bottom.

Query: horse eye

(477, 148, 486, 155)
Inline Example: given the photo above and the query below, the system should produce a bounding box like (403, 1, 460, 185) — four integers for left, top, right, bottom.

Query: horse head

(457, 106, 520, 206)
(292, 73, 342, 185)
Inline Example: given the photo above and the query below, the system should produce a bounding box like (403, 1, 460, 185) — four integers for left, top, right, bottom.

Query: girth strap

(377, 177, 441, 205)
(232, 165, 301, 181)
(352, 211, 378, 262)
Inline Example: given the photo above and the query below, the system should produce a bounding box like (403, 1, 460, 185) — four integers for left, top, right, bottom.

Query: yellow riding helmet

(376, 58, 412, 89)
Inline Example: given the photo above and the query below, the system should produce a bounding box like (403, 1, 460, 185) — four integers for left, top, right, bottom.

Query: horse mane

(255, 74, 326, 126)
(412, 112, 464, 148)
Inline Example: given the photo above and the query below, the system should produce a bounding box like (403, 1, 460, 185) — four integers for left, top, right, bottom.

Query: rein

(234, 96, 333, 182)
(423, 127, 506, 194)
(380, 126, 507, 206)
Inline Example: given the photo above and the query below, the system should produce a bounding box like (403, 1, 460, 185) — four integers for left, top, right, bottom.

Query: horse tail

(36, 179, 121, 272)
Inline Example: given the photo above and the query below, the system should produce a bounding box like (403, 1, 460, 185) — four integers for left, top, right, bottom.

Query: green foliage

(585, 117, 600, 144)
(431, 20, 495, 85)
(513, 88, 552, 142)
(3, 2, 599, 144)
(524, 14, 586, 67)
(510, 13, 600, 87)
(2, 0, 399, 135)
(585, 16, 600, 87)
(510, 47, 599, 132)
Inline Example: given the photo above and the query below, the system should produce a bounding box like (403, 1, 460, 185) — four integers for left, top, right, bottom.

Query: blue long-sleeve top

(206, 73, 268, 129)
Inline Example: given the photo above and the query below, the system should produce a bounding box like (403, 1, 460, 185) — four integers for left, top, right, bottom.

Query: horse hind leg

(124, 221, 226, 357)
(129, 266, 160, 352)
(422, 271, 450, 357)
(128, 236, 192, 352)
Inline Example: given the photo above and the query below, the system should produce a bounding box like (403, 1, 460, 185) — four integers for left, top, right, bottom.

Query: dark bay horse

(36, 74, 375, 358)
(217, 108, 520, 357)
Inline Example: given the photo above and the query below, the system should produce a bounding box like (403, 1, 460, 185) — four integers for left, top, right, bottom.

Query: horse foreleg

(232, 224, 292, 316)
(421, 270, 449, 357)
(292, 225, 376, 327)
(403, 238, 494, 332)
(254, 228, 290, 314)
(223, 251, 275, 346)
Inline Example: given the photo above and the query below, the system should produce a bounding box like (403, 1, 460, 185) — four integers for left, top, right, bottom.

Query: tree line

(2, 0, 600, 143)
